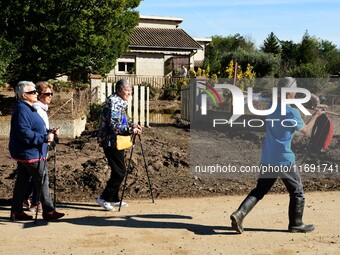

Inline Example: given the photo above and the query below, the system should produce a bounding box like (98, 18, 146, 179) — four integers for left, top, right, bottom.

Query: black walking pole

(53, 145, 57, 208)
(118, 134, 154, 211)
(138, 134, 154, 203)
(118, 134, 137, 212)
(34, 144, 49, 224)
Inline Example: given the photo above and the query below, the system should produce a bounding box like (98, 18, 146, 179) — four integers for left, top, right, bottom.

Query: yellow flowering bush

(225, 60, 256, 91)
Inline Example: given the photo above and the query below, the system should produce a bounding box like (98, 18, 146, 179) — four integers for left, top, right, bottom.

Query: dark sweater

(9, 100, 48, 162)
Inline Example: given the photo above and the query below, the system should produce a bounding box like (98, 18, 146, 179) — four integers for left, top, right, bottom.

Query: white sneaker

(96, 197, 114, 211)
(112, 201, 128, 207)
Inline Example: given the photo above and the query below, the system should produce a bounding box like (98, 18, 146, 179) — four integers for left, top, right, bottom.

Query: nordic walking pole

(34, 144, 49, 224)
(314, 108, 340, 117)
(119, 134, 137, 212)
(53, 145, 57, 208)
(138, 134, 154, 203)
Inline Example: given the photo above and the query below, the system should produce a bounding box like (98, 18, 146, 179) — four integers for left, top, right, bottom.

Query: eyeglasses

(24, 90, 38, 95)
(42, 92, 53, 96)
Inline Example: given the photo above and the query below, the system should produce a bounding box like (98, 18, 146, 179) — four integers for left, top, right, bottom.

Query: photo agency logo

(196, 79, 312, 129)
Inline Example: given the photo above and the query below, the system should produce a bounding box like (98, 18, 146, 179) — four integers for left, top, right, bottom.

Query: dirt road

(0, 191, 339, 255)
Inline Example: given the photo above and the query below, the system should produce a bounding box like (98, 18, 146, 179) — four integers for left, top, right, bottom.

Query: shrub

(48, 79, 90, 92)
(160, 83, 180, 100)
(221, 48, 281, 77)
(138, 82, 159, 100)
(289, 63, 329, 93)
(87, 103, 104, 129)
(321, 79, 340, 95)
(160, 79, 188, 100)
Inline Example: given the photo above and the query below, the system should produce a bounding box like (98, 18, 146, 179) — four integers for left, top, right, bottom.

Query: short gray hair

(16, 81, 36, 100)
(277, 77, 297, 93)
(115, 79, 130, 93)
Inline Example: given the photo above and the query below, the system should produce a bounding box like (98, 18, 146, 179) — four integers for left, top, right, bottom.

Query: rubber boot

(288, 197, 315, 233)
(230, 196, 258, 234)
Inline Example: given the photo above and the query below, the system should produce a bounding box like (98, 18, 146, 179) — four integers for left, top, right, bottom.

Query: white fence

(106, 75, 183, 89)
(90, 79, 150, 127)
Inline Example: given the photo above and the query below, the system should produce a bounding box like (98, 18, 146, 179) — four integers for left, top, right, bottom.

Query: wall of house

(108, 55, 136, 76)
(135, 53, 164, 76)
(193, 47, 205, 62)
(110, 51, 193, 77)
(191, 38, 212, 68)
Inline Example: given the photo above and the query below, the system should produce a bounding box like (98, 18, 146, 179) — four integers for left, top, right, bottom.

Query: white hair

(16, 81, 35, 100)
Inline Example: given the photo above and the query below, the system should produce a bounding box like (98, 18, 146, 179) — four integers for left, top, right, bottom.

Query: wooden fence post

(133, 85, 139, 124)
(106, 78, 112, 96)
(181, 85, 190, 121)
(140, 86, 145, 126)
(146, 86, 150, 127)
(89, 74, 102, 104)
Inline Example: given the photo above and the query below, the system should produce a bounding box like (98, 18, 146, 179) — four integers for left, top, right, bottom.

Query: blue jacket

(9, 100, 49, 162)
(261, 105, 304, 165)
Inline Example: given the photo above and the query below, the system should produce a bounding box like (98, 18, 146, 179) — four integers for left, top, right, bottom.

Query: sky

(137, 0, 340, 49)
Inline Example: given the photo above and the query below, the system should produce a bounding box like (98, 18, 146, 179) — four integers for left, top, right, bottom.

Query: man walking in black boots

(230, 77, 322, 234)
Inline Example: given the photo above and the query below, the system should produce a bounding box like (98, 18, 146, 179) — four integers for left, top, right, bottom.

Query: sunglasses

(24, 90, 38, 95)
(41, 92, 53, 96)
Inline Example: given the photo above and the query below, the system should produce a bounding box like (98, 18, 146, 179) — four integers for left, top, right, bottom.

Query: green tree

(0, 0, 140, 85)
(319, 40, 337, 54)
(279, 33, 340, 77)
(298, 31, 319, 65)
(261, 32, 281, 55)
(290, 63, 329, 93)
(221, 48, 281, 78)
(319, 40, 340, 74)
(203, 48, 221, 77)
(203, 34, 255, 76)
(0, 38, 19, 84)
(327, 50, 340, 75)
(280, 40, 300, 74)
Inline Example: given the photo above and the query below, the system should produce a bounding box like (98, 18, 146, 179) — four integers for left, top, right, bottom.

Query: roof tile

(130, 27, 202, 50)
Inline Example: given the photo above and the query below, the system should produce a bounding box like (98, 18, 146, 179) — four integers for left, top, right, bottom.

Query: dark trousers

(101, 147, 126, 202)
(11, 161, 54, 214)
(249, 164, 304, 200)
(24, 177, 38, 205)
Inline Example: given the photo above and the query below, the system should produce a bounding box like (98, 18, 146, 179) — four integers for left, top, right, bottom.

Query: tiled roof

(130, 27, 202, 50)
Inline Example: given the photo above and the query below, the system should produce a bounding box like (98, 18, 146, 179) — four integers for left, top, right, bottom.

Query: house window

(118, 62, 135, 74)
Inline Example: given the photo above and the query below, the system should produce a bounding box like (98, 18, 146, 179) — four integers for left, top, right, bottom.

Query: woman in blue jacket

(9, 81, 64, 221)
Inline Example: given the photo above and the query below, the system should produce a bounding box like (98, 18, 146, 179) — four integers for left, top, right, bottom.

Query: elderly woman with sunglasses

(33, 81, 56, 130)
(9, 81, 64, 221)
(23, 81, 59, 212)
